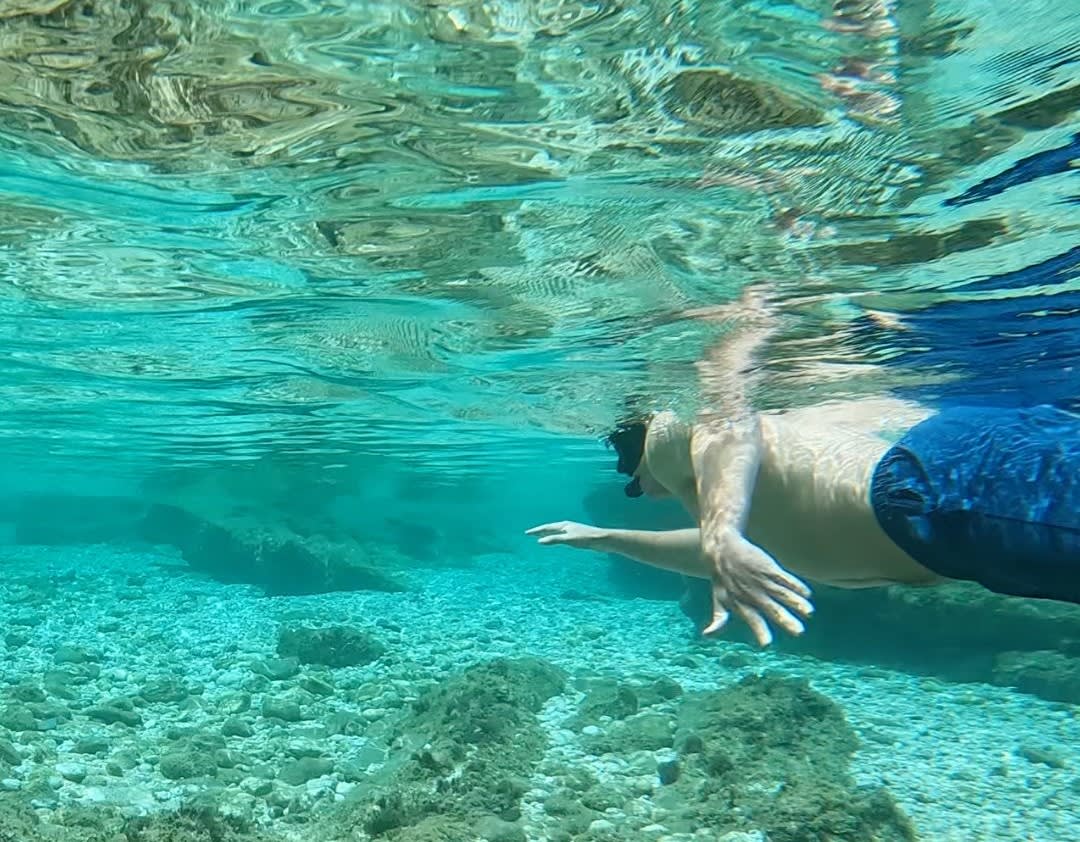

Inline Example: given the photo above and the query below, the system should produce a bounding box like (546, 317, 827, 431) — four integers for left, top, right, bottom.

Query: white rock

(55, 762, 87, 783)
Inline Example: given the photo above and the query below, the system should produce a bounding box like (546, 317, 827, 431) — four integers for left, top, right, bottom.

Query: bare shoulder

(644, 411, 695, 481)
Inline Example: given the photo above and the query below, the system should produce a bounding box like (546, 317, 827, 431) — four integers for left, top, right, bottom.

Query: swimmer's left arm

(526, 522, 709, 578)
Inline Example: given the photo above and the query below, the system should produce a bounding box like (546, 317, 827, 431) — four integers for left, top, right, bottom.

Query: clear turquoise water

(0, 1, 1078, 839)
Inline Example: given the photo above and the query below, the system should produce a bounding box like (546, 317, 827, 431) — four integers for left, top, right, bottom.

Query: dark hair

(605, 417, 650, 497)
(606, 419, 648, 475)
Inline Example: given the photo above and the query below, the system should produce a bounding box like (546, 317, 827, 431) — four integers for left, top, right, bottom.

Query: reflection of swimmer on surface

(819, 0, 902, 124)
(529, 286, 1080, 646)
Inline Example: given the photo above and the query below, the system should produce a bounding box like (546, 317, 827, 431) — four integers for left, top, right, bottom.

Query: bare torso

(657, 397, 945, 589)
(748, 398, 943, 588)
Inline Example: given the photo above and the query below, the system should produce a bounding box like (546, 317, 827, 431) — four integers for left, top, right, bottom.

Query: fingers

(769, 567, 813, 599)
(753, 593, 806, 638)
(525, 522, 566, 537)
(709, 582, 796, 647)
(703, 584, 731, 636)
(706, 558, 811, 646)
(763, 579, 814, 618)
(527, 523, 568, 547)
(738, 543, 813, 622)
(744, 543, 812, 598)
(734, 603, 773, 647)
(728, 562, 808, 637)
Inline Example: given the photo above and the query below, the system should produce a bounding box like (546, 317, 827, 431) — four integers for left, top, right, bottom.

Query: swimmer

(528, 287, 1080, 646)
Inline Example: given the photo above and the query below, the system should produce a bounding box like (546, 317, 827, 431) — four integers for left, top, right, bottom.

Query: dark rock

(678, 576, 1080, 707)
(573, 677, 638, 726)
(250, 657, 300, 681)
(73, 737, 111, 755)
(261, 697, 303, 722)
(86, 706, 142, 727)
(352, 658, 565, 838)
(638, 676, 683, 707)
(54, 644, 99, 665)
(993, 651, 1080, 704)
(276, 625, 385, 669)
(4, 632, 29, 648)
(120, 805, 260, 840)
(583, 711, 676, 755)
(0, 738, 22, 765)
(159, 749, 217, 780)
(138, 503, 408, 597)
(0, 706, 36, 732)
(1018, 744, 1067, 769)
(9, 684, 45, 704)
(657, 755, 681, 785)
(43, 668, 93, 699)
(278, 757, 333, 785)
(662, 674, 915, 842)
(222, 717, 253, 738)
(140, 678, 191, 704)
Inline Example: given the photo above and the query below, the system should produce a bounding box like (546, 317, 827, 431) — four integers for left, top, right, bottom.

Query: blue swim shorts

(870, 404, 1080, 604)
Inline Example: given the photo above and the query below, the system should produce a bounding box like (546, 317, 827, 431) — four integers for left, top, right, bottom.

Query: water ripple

(0, 0, 1075, 476)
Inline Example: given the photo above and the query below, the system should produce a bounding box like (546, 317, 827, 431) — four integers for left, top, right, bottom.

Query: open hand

(526, 521, 604, 549)
(703, 529, 814, 646)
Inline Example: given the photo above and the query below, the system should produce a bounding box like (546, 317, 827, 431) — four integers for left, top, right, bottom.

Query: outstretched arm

(688, 286, 813, 645)
(526, 522, 709, 578)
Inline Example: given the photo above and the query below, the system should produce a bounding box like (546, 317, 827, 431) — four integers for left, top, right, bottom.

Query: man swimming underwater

(528, 286, 1080, 646)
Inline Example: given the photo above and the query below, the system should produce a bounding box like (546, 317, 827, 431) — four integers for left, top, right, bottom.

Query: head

(605, 415, 669, 499)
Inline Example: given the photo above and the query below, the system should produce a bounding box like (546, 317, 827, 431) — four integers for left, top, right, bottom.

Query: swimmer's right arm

(688, 285, 813, 646)
(526, 522, 709, 578)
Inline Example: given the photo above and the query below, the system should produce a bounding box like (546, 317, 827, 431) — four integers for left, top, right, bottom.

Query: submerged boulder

(662, 674, 915, 842)
(677, 575, 1080, 705)
(992, 650, 1080, 704)
(276, 625, 386, 669)
(121, 805, 280, 841)
(138, 504, 407, 596)
(0, 797, 281, 842)
(343, 657, 566, 839)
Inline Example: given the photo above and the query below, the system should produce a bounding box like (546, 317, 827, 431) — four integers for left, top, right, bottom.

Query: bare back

(651, 398, 943, 589)
(748, 398, 941, 588)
